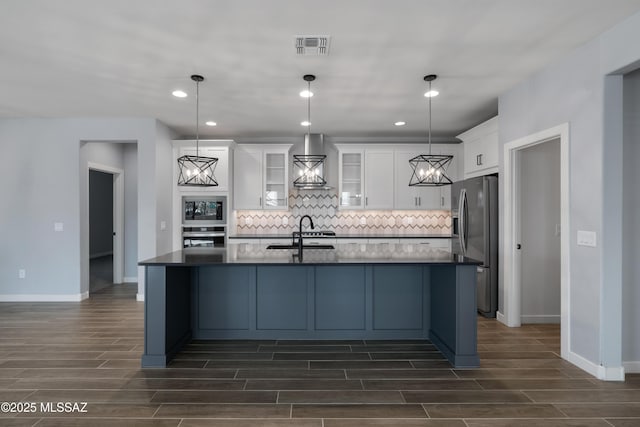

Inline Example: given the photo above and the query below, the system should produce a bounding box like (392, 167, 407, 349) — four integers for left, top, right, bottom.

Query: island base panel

(142, 263, 478, 368)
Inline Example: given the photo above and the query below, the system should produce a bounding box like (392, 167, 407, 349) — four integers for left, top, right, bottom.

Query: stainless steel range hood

(293, 133, 332, 190)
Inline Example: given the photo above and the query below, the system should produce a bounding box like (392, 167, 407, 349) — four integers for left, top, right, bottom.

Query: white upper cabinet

(364, 149, 394, 209)
(233, 144, 291, 210)
(337, 146, 394, 210)
(233, 148, 262, 209)
(457, 116, 499, 178)
(174, 140, 232, 192)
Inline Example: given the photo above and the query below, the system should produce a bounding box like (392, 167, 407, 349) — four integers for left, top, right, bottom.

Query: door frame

(502, 123, 570, 360)
(88, 162, 125, 285)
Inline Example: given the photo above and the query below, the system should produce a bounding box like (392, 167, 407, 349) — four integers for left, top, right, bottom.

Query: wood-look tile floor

(1, 283, 638, 426)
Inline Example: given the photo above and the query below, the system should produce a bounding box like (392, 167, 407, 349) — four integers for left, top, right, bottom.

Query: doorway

(519, 139, 561, 324)
(502, 123, 570, 359)
(89, 170, 115, 292)
(88, 162, 124, 293)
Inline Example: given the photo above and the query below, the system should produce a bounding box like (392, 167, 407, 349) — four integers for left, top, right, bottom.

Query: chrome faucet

(293, 215, 314, 261)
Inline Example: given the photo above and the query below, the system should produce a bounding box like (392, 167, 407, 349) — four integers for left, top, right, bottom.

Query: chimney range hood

(293, 133, 331, 190)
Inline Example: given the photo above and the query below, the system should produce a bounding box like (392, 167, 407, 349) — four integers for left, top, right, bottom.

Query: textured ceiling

(2, 0, 640, 142)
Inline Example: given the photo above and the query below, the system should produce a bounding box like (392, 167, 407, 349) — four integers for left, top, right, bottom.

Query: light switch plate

(54, 222, 63, 232)
(577, 230, 597, 247)
(160, 221, 167, 230)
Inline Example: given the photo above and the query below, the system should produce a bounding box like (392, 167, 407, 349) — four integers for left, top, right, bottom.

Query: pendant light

(409, 74, 453, 186)
(293, 74, 327, 188)
(177, 74, 218, 187)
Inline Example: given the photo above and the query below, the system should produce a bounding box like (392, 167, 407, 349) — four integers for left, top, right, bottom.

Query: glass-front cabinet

(264, 152, 287, 208)
(339, 151, 363, 208)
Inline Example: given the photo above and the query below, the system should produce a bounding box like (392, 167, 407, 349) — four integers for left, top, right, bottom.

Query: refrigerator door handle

(459, 188, 468, 254)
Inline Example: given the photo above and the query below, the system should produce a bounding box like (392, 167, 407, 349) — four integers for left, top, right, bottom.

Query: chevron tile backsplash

(235, 190, 451, 235)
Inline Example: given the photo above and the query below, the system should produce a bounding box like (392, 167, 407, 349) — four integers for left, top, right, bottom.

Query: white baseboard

(521, 314, 561, 324)
(568, 350, 625, 381)
(136, 293, 144, 302)
(496, 311, 506, 325)
(623, 361, 640, 373)
(123, 276, 138, 283)
(0, 292, 89, 302)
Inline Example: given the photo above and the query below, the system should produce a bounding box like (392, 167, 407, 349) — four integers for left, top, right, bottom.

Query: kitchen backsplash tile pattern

(234, 190, 451, 235)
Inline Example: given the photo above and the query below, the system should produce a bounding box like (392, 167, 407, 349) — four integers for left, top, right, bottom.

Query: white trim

(623, 361, 640, 373)
(503, 123, 570, 362)
(496, 310, 506, 324)
(88, 162, 125, 285)
(0, 292, 89, 302)
(568, 351, 624, 380)
(521, 315, 561, 324)
(123, 276, 138, 283)
(136, 293, 144, 302)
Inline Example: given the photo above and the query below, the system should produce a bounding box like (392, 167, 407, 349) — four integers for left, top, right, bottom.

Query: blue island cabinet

(141, 257, 479, 368)
(194, 265, 429, 339)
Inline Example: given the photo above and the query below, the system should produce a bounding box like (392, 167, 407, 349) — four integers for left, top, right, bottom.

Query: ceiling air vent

(295, 35, 331, 55)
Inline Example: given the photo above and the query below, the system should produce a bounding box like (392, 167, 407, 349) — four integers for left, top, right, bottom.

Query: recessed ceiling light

(301, 121, 311, 126)
(395, 121, 406, 126)
(205, 121, 217, 126)
(424, 89, 439, 98)
(172, 90, 188, 98)
(299, 90, 314, 98)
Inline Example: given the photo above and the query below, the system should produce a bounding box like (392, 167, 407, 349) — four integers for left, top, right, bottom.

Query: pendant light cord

(307, 80, 311, 137)
(195, 78, 200, 158)
(428, 79, 432, 156)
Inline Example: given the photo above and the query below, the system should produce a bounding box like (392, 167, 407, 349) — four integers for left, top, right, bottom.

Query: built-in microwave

(182, 196, 226, 225)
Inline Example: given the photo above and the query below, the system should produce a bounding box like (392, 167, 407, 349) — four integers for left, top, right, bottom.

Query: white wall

(498, 9, 640, 376)
(123, 144, 138, 280)
(520, 139, 561, 323)
(154, 121, 177, 256)
(623, 68, 640, 368)
(0, 118, 166, 301)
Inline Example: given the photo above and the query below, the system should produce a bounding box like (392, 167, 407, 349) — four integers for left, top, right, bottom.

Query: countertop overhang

(229, 233, 452, 240)
(139, 244, 480, 266)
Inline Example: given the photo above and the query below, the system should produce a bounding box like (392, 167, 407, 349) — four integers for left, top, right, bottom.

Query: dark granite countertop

(139, 244, 480, 266)
(229, 234, 452, 239)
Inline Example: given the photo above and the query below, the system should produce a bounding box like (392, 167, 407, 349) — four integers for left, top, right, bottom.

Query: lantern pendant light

(293, 74, 327, 189)
(409, 74, 453, 187)
(177, 74, 218, 187)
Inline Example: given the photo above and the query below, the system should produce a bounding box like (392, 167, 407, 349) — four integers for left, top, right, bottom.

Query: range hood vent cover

(295, 36, 331, 55)
(293, 133, 332, 190)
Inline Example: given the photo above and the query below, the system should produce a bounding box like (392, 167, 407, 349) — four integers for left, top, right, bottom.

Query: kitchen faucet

(293, 215, 314, 261)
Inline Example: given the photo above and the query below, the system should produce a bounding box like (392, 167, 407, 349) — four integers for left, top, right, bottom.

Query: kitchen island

(139, 243, 480, 369)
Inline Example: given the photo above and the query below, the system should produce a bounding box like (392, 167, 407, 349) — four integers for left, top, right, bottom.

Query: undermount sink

(266, 244, 335, 250)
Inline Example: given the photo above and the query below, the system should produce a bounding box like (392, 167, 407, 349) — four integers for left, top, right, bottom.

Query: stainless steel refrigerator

(451, 175, 498, 318)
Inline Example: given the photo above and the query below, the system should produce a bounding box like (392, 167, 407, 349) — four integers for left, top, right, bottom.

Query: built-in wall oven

(182, 196, 227, 249)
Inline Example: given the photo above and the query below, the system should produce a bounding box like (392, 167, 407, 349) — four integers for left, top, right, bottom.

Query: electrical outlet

(282, 217, 288, 225)
(54, 222, 63, 232)
(360, 217, 366, 225)
(18, 269, 26, 279)
(160, 221, 167, 230)
(577, 230, 597, 247)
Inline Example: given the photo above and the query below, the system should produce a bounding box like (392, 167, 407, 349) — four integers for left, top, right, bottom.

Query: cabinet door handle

(414, 197, 417, 206)
(365, 196, 368, 206)
(259, 196, 262, 206)
(441, 196, 445, 206)
(418, 197, 421, 206)
(476, 154, 483, 166)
